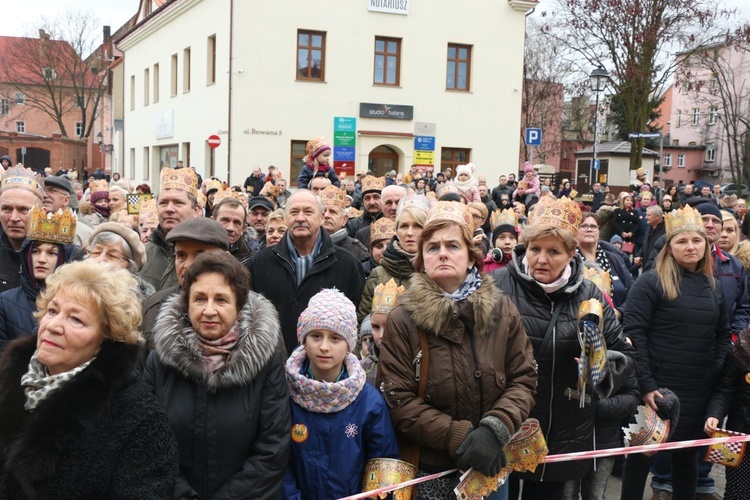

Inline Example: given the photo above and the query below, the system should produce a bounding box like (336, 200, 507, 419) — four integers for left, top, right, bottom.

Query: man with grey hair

(635, 205, 664, 272)
(250, 189, 364, 353)
(276, 178, 291, 207)
(309, 176, 332, 194)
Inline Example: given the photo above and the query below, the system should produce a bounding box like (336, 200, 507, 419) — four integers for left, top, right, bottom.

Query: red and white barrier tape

(340, 433, 750, 499)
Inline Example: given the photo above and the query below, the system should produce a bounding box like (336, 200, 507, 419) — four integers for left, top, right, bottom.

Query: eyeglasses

(85, 248, 126, 262)
(580, 224, 599, 231)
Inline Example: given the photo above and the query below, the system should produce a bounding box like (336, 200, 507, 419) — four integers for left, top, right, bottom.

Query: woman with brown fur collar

(377, 201, 537, 499)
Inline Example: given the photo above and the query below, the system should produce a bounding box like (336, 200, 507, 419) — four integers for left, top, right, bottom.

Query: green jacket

(139, 227, 177, 292)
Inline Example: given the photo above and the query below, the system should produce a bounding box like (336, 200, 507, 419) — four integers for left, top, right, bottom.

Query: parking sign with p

(525, 128, 542, 146)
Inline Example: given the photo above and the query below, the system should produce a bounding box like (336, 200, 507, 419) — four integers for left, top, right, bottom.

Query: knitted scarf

(285, 346, 365, 414)
(21, 352, 95, 411)
(442, 265, 482, 302)
(195, 322, 239, 373)
(452, 176, 477, 194)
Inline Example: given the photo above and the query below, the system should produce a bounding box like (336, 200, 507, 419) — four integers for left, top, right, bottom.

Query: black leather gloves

(456, 416, 511, 476)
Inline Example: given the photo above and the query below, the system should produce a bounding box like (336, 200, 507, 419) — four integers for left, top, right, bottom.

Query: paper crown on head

(89, 179, 109, 194)
(1, 165, 44, 200)
(371, 278, 406, 316)
(138, 198, 158, 224)
(319, 185, 347, 208)
(370, 217, 396, 244)
(304, 136, 331, 161)
(397, 195, 430, 217)
(264, 183, 281, 199)
(584, 267, 612, 296)
(206, 180, 222, 194)
(361, 175, 385, 194)
(665, 205, 705, 240)
(28, 206, 76, 244)
(528, 196, 582, 235)
(347, 207, 363, 219)
(426, 201, 474, 232)
(196, 190, 207, 209)
(490, 208, 519, 231)
(159, 167, 198, 197)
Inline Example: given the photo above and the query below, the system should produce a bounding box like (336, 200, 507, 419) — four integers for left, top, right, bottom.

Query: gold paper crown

(206, 180, 222, 193)
(159, 167, 198, 197)
(371, 278, 406, 315)
(212, 187, 240, 205)
(578, 298, 604, 330)
(490, 208, 518, 231)
(584, 267, 613, 296)
(264, 183, 281, 199)
(28, 206, 76, 244)
(517, 180, 530, 190)
(361, 175, 385, 193)
(362, 459, 417, 500)
(370, 217, 396, 244)
(196, 190, 207, 209)
(528, 196, 582, 235)
(665, 205, 705, 239)
(1, 166, 44, 200)
(319, 185, 347, 208)
(347, 207, 363, 219)
(138, 198, 158, 225)
(397, 195, 430, 215)
(89, 180, 109, 194)
(426, 201, 474, 232)
(305, 135, 329, 157)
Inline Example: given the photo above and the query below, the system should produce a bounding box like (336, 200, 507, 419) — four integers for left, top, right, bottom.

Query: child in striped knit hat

(282, 288, 400, 499)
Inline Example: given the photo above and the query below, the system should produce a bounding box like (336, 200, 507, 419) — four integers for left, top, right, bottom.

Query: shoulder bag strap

(539, 302, 564, 356)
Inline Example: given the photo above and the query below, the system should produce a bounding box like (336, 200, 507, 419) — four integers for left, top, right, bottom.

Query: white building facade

(118, 0, 537, 187)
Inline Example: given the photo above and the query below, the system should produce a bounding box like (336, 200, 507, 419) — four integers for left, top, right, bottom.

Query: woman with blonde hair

(718, 209, 741, 255)
(0, 260, 178, 497)
(621, 205, 732, 499)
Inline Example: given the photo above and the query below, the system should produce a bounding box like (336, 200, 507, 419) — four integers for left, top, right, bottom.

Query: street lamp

(589, 65, 610, 190)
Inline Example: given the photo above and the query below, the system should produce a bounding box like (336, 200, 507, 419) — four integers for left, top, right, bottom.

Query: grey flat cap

(165, 217, 229, 250)
(44, 175, 73, 194)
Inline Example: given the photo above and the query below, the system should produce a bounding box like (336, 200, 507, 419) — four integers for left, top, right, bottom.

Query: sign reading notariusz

(359, 103, 414, 120)
(368, 0, 409, 15)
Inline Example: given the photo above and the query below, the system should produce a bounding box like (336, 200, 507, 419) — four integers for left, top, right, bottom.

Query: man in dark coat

(590, 182, 606, 212)
(320, 186, 369, 262)
(243, 166, 265, 196)
(491, 175, 514, 207)
(635, 205, 665, 273)
(250, 190, 365, 353)
(346, 175, 385, 238)
(212, 197, 254, 268)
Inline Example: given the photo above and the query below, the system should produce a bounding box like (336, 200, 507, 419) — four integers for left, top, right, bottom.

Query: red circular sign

(207, 134, 221, 148)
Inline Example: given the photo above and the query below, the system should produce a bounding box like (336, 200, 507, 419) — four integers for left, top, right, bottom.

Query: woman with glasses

(468, 202, 491, 256)
(85, 223, 153, 298)
(576, 212, 634, 316)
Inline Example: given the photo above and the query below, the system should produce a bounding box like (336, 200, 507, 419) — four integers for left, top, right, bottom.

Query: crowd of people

(0, 138, 749, 500)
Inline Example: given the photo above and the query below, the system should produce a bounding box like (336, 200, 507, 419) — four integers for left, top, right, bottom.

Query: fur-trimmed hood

(399, 271, 503, 338)
(152, 291, 281, 391)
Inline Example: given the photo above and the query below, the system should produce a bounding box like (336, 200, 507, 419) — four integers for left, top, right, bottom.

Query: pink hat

(524, 162, 535, 173)
(297, 288, 358, 351)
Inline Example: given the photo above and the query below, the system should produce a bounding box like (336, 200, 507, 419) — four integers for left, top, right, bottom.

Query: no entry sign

(207, 135, 221, 148)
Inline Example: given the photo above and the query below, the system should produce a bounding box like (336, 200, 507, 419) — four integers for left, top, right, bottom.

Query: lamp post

(96, 132, 114, 175)
(589, 65, 609, 191)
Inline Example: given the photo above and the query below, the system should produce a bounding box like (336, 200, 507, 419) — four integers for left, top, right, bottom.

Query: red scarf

(195, 323, 239, 373)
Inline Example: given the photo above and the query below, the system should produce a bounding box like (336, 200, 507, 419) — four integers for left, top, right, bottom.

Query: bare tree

(540, 0, 744, 170)
(0, 9, 105, 139)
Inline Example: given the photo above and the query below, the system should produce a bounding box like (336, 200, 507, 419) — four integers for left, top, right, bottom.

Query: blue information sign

(414, 136, 435, 151)
(333, 146, 356, 162)
(334, 117, 357, 133)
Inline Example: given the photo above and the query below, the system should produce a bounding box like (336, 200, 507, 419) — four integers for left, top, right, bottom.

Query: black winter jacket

(706, 353, 750, 435)
(145, 293, 291, 500)
(492, 249, 634, 482)
(623, 269, 731, 440)
(0, 336, 178, 499)
(346, 210, 382, 239)
(593, 352, 640, 450)
(250, 230, 365, 354)
(0, 231, 20, 294)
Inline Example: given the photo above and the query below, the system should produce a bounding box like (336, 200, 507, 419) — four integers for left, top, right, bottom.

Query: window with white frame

(0, 99, 8, 115)
(676, 110, 682, 128)
(678, 154, 685, 167)
(75, 122, 84, 137)
(709, 106, 718, 125)
(691, 108, 700, 125)
(706, 143, 715, 162)
(14, 93, 24, 105)
(664, 153, 672, 167)
(15, 121, 25, 133)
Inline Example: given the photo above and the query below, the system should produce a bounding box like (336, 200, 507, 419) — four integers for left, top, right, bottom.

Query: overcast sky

(1, 0, 141, 37)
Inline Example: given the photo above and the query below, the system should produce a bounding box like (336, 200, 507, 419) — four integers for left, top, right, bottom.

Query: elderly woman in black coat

(145, 252, 290, 499)
(620, 205, 731, 500)
(0, 260, 178, 498)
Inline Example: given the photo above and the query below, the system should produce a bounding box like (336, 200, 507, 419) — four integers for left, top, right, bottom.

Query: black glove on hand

(456, 417, 511, 476)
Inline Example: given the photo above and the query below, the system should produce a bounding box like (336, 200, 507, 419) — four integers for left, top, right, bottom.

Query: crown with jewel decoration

(371, 278, 406, 316)
(206, 180, 222, 194)
(138, 198, 158, 225)
(397, 195, 431, 217)
(584, 266, 612, 296)
(89, 179, 109, 194)
(159, 167, 198, 197)
(361, 175, 385, 194)
(320, 185, 347, 209)
(212, 187, 240, 205)
(1, 165, 44, 200)
(370, 217, 396, 244)
(490, 208, 519, 231)
(528, 196, 582, 235)
(665, 205, 705, 239)
(426, 201, 474, 232)
(28, 206, 76, 244)
(196, 190, 207, 209)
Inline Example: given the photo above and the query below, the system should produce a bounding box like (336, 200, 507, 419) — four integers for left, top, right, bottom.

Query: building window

(446, 43, 471, 91)
(681, 81, 689, 94)
(171, 54, 178, 96)
(75, 122, 84, 137)
(709, 106, 718, 125)
(76, 95, 85, 108)
(672, 139, 680, 146)
(207, 35, 216, 84)
(15, 121, 25, 133)
(706, 143, 715, 162)
(130, 148, 136, 180)
(441, 147, 471, 173)
(710, 74, 718, 91)
(691, 107, 700, 125)
(374, 36, 401, 86)
(14, 92, 24, 105)
(676, 110, 681, 128)
(42, 67, 56, 80)
(296, 30, 325, 81)
(153, 63, 160, 103)
(130, 75, 135, 110)
(677, 154, 685, 168)
(144, 67, 150, 105)
(664, 153, 671, 167)
(183, 47, 191, 92)
(290, 140, 307, 182)
(143, 147, 150, 181)
(0, 99, 8, 115)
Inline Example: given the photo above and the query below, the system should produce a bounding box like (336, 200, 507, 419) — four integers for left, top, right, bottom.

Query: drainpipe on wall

(226, 0, 234, 183)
